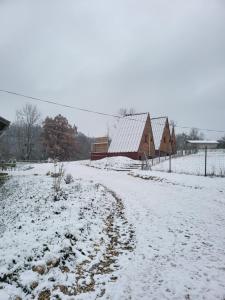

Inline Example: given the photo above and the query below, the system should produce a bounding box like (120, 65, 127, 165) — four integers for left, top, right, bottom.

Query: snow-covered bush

(64, 173, 74, 184)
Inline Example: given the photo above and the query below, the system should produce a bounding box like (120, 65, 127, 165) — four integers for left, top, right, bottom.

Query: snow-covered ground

(84, 156, 141, 171)
(1, 159, 225, 299)
(152, 150, 225, 177)
(0, 168, 134, 300)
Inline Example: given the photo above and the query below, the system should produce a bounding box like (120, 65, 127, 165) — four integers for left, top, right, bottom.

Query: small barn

(0, 116, 10, 138)
(151, 117, 172, 156)
(107, 113, 155, 160)
(91, 137, 109, 160)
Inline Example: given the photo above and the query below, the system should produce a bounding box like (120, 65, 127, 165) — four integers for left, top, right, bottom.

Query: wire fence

(150, 149, 225, 177)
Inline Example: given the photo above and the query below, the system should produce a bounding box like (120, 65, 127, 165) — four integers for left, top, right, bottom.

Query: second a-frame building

(108, 113, 155, 160)
(151, 117, 172, 156)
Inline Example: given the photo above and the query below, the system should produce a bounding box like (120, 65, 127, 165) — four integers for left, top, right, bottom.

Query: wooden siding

(138, 114, 155, 158)
(159, 118, 172, 155)
(91, 137, 109, 156)
(91, 152, 108, 160)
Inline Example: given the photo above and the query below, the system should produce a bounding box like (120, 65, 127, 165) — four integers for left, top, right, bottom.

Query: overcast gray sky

(0, 0, 225, 138)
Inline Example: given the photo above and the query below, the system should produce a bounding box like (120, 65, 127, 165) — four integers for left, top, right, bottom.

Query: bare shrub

(52, 161, 65, 200)
(211, 166, 216, 176)
(219, 168, 225, 177)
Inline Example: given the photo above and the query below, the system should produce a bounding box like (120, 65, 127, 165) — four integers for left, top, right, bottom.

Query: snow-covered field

(1, 159, 225, 299)
(152, 150, 225, 177)
(85, 150, 225, 177)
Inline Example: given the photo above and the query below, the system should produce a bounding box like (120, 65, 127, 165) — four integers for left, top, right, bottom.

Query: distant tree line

(0, 104, 93, 161)
(176, 128, 225, 150)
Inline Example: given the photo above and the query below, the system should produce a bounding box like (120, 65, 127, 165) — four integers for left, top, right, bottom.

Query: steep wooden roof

(108, 113, 149, 153)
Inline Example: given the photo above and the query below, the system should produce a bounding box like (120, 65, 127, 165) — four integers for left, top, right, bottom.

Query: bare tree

(118, 108, 136, 117)
(176, 128, 204, 152)
(188, 128, 204, 140)
(16, 103, 41, 160)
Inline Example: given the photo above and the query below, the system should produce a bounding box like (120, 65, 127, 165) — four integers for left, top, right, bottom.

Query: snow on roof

(108, 113, 148, 153)
(0, 116, 10, 127)
(187, 140, 218, 145)
(151, 117, 167, 150)
(0, 116, 10, 137)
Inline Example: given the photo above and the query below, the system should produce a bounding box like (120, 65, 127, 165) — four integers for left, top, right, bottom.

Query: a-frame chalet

(107, 113, 155, 160)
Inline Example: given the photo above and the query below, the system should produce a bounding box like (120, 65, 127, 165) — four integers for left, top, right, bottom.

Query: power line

(1, 88, 225, 134)
(0, 89, 159, 125)
(174, 125, 225, 133)
(0, 89, 119, 119)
